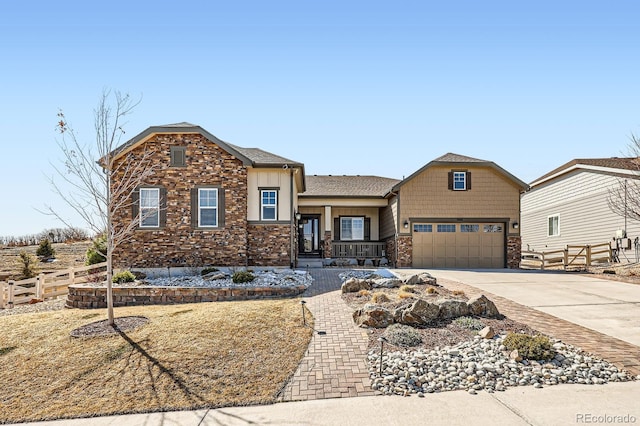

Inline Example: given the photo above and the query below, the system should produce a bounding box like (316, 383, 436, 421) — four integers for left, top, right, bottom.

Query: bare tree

(44, 90, 158, 325)
(607, 134, 640, 229)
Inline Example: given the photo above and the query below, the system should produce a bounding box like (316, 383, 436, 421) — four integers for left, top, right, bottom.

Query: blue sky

(1, 1, 640, 236)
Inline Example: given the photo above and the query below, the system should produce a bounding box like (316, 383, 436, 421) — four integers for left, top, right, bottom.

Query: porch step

(298, 259, 324, 269)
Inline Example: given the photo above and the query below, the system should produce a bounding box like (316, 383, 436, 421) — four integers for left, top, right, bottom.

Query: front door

(299, 215, 321, 255)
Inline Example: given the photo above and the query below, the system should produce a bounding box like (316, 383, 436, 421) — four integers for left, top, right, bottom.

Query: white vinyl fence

(0, 262, 107, 309)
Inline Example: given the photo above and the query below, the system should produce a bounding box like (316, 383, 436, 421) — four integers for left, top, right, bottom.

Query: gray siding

(521, 170, 640, 253)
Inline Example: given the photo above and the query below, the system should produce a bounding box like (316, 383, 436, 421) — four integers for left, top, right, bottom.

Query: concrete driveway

(407, 269, 640, 347)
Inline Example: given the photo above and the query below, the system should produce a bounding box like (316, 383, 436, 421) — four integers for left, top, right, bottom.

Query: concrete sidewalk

(23, 381, 640, 426)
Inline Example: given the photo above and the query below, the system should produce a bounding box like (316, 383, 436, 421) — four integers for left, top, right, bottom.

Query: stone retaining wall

(66, 284, 307, 309)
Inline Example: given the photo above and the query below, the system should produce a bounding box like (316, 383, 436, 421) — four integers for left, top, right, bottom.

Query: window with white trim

(260, 190, 277, 220)
(548, 215, 559, 237)
(199, 188, 218, 227)
(453, 171, 466, 190)
(340, 217, 364, 240)
(140, 188, 160, 227)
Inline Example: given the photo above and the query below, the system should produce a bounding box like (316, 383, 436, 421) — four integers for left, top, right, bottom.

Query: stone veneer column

(324, 231, 332, 258)
(507, 235, 522, 269)
(396, 235, 413, 267)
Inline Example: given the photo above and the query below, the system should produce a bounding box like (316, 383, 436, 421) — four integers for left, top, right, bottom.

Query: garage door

(412, 223, 505, 268)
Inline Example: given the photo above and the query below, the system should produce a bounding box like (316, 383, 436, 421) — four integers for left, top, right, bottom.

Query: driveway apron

(279, 269, 374, 401)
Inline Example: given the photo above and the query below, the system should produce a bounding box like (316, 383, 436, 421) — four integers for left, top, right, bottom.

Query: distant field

(0, 241, 91, 280)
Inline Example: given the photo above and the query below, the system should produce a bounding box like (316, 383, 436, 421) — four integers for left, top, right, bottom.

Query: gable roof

(531, 157, 640, 187)
(107, 123, 304, 170)
(389, 152, 528, 194)
(301, 175, 400, 198)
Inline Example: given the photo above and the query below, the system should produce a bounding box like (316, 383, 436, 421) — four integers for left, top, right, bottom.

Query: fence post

(36, 273, 44, 299)
(8, 280, 15, 309)
(0, 282, 5, 309)
(586, 245, 592, 267)
(69, 267, 75, 286)
(563, 248, 569, 270)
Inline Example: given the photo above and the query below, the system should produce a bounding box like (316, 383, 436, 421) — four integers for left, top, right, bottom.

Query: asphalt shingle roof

(532, 157, 640, 185)
(302, 175, 400, 197)
(433, 153, 488, 163)
(226, 144, 302, 166)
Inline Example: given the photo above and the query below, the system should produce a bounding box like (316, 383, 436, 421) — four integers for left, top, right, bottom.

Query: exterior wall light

(403, 220, 409, 229)
(512, 221, 519, 229)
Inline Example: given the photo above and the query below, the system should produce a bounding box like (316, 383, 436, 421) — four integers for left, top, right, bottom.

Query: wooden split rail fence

(521, 242, 612, 270)
(0, 262, 107, 309)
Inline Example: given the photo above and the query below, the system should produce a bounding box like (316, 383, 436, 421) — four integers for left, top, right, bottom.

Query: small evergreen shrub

(232, 271, 255, 283)
(112, 270, 136, 284)
(371, 292, 390, 303)
(86, 235, 107, 265)
(201, 267, 219, 276)
(36, 239, 56, 259)
(453, 316, 485, 331)
(383, 324, 423, 347)
(18, 251, 38, 278)
(503, 333, 555, 361)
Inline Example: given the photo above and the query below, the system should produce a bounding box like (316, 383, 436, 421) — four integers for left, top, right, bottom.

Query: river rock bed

(369, 333, 638, 396)
(140, 269, 313, 288)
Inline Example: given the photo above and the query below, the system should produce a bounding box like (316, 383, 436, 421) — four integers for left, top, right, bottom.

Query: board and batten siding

(521, 169, 640, 252)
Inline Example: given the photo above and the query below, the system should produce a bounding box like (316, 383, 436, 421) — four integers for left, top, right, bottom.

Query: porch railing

(331, 241, 385, 258)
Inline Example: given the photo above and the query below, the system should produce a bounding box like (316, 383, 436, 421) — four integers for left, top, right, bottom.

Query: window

(548, 215, 560, 237)
(199, 188, 218, 227)
(170, 146, 186, 167)
(139, 188, 160, 227)
(260, 190, 277, 220)
(340, 217, 364, 240)
(437, 224, 456, 232)
(453, 171, 466, 190)
(460, 224, 479, 232)
(484, 224, 503, 233)
(413, 224, 433, 233)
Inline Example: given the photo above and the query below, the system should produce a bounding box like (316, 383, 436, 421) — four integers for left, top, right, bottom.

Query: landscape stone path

(279, 269, 375, 401)
(280, 268, 640, 402)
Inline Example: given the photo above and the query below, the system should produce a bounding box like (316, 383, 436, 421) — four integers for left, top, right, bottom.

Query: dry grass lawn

(0, 299, 312, 423)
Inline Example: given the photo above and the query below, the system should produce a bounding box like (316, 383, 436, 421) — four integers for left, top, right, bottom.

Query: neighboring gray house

(521, 157, 640, 257)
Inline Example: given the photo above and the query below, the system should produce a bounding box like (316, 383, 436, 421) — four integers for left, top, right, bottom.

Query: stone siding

(396, 235, 413, 267)
(323, 231, 332, 258)
(111, 134, 248, 268)
(507, 235, 522, 269)
(66, 284, 306, 309)
(247, 224, 292, 266)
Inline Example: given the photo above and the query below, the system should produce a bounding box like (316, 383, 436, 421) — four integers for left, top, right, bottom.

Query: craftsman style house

(109, 123, 528, 270)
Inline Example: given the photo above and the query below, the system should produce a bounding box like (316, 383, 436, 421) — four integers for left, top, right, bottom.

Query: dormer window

(170, 146, 186, 167)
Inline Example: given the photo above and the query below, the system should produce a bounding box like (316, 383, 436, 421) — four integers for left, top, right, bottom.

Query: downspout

(289, 165, 295, 269)
(388, 189, 399, 268)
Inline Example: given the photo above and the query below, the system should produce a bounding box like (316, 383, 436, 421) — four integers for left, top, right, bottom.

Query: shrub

(426, 287, 437, 294)
(398, 291, 414, 299)
(383, 324, 422, 347)
(36, 239, 55, 259)
(232, 271, 255, 283)
(453, 316, 485, 331)
(201, 267, 219, 276)
(371, 292, 390, 303)
(18, 251, 38, 278)
(452, 290, 466, 297)
(112, 270, 136, 284)
(358, 289, 371, 297)
(503, 333, 555, 361)
(86, 235, 107, 265)
(399, 285, 416, 293)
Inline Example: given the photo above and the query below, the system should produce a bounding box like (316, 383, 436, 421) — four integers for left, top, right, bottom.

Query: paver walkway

(438, 277, 640, 376)
(279, 269, 374, 401)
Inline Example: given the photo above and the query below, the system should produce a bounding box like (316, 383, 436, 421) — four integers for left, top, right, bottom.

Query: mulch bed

(70, 316, 149, 338)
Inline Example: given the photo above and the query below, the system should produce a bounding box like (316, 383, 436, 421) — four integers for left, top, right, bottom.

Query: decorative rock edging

(66, 284, 307, 309)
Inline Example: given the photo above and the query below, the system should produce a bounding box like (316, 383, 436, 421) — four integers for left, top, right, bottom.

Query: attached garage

(412, 222, 505, 268)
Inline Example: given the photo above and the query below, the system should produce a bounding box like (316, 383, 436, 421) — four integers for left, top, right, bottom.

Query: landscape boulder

(353, 304, 394, 328)
(341, 278, 372, 293)
(479, 326, 496, 339)
(203, 272, 228, 281)
(371, 278, 403, 289)
(398, 299, 440, 326)
(437, 299, 470, 319)
(467, 295, 500, 318)
(402, 272, 437, 286)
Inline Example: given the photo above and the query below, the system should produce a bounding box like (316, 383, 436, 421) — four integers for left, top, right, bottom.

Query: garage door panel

(413, 222, 504, 269)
